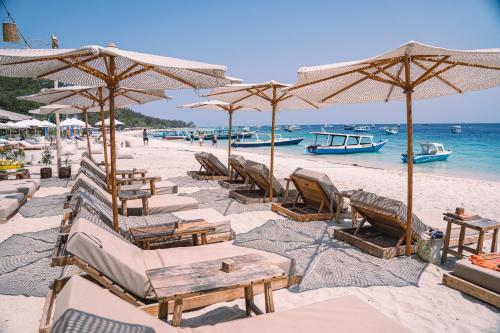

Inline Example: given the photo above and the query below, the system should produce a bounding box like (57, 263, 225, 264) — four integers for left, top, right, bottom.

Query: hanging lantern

(2, 20, 19, 43)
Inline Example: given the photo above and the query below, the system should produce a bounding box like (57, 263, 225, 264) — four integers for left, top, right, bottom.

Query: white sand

(1, 130, 499, 332)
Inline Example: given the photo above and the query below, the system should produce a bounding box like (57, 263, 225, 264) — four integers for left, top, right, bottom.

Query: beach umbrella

(0, 43, 231, 231)
(19, 85, 169, 173)
(178, 100, 261, 171)
(60, 117, 86, 127)
(286, 41, 500, 255)
(0, 108, 31, 121)
(207, 81, 320, 200)
(97, 118, 126, 127)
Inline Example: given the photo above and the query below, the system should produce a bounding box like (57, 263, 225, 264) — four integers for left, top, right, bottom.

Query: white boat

(242, 126, 251, 132)
(284, 125, 301, 132)
(306, 132, 388, 154)
(451, 125, 462, 133)
(402, 142, 452, 164)
(385, 127, 398, 135)
(232, 133, 303, 147)
(354, 125, 371, 132)
(344, 124, 356, 130)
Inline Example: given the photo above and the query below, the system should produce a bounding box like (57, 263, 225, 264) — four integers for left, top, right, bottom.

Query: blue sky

(3, 0, 500, 126)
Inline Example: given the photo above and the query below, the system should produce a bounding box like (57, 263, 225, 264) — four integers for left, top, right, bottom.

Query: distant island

(0, 77, 194, 128)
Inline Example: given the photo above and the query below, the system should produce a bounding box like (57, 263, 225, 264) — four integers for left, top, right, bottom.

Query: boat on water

(232, 133, 303, 147)
(324, 124, 333, 128)
(284, 125, 301, 132)
(385, 127, 398, 135)
(354, 125, 371, 132)
(344, 124, 356, 130)
(401, 142, 452, 164)
(216, 129, 254, 140)
(451, 125, 462, 133)
(306, 132, 388, 155)
(152, 129, 189, 140)
(242, 126, 251, 132)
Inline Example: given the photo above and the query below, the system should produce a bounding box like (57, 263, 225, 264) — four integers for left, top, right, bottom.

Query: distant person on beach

(199, 132, 204, 146)
(143, 129, 149, 146)
(212, 133, 218, 147)
(190, 132, 195, 144)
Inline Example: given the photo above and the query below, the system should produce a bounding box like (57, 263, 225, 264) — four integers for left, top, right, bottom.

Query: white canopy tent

(60, 117, 87, 127)
(178, 100, 260, 171)
(286, 41, 500, 255)
(207, 81, 320, 199)
(95, 118, 125, 127)
(0, 43, 232, 231)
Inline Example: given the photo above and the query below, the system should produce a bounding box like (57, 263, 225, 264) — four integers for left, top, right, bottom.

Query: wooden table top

(129, 219, 214, 241)
(118, 190, 150, 200)
(443, 215, 500, 231)
(146, 253, 285, 301)
(116, 168, 147, 174)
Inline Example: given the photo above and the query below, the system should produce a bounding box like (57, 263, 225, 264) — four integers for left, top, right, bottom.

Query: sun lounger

(0, 193, 25, 222)
(80, 154, 177, 194)
(19, 140, 46, 150)
(188, 152, 228, 180)
(0, 179, 39, 197)
(336, 191, 486, 259)
(219, 155, 251, 189)
(229, 160, 296, 204)
(53, 218, 299, 315)
(71, 172, 198, 216)
(41, 275, 411, 333)
(443, 257, 500, 308)
(271, 168, 350, 222)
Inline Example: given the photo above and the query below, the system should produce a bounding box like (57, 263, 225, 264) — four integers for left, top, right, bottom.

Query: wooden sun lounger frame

(187, 155, 228, 180)
(271, 173, 337, 222)
(45, 245, 301, 333)
(229, 167, 293, 204)
(442, 273, 500, 308)
(218, 159, 250, 190)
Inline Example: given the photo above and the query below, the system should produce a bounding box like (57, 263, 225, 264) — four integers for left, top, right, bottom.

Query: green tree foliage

(0, 77, 195, 128)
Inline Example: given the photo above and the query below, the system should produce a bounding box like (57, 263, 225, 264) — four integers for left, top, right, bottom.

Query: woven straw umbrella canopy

(19, 85, 168, 183)
(178, 100, 260, 171)
(207, 81, 320, 200)
(0, 43, 231, 231)
(287, 41, 500, 255)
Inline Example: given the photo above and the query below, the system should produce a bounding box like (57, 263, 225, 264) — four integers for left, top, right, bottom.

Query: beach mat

(234, 219, 428, 291)
(18, 193, 68, 218)
(0, 228, 78, 297)
(167, 176, 218, 188)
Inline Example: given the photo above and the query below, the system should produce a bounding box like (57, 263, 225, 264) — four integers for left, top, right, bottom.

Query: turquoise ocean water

(213, 123, 500, 181)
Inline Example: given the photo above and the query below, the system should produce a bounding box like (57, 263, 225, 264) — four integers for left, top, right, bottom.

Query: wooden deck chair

(50, 218, 301, 319)
(219, 155, 251, 189)
(336, 191, 489, 259)
(271, 168, 347, 222)
(187, 152, 228, 180)
(229, 160, 296, 204)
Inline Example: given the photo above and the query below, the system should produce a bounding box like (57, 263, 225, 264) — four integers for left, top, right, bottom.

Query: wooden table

(146, 253, 285, 327)
(116, 168, 147, 179)
(129, 219, 215, 249)
(442, 215, 499, 263)
(335, 189, 363, 224)
(118, 190, 150, 216)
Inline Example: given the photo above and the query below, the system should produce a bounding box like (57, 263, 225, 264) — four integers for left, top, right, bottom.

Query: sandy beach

(1, 130, 499, 333)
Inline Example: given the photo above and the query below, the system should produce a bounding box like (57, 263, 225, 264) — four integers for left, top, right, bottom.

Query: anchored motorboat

(401, 142, 452, 164)
(306, 132, 388, 154)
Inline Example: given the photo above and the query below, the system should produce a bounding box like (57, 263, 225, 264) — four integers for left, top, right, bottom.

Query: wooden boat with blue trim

(401, 142, 452, 164)
(232, 133, 303, 147)
(306, 132, 388, 155)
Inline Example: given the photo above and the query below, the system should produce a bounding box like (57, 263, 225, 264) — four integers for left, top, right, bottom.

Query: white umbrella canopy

(0, 43, 232, 231)
(60, 117, 87, 127)
(15, 118, 46, 127)
(207, 81, 320, 199)
(287, 41, 500, 255)
(179, 100, 260, 170)
(30, 104, 102, 115)
(40, 120, 56, 128)
(97, 118, 125, 127)
(5, 121, 27, 129)
(0, 108, 31, 121)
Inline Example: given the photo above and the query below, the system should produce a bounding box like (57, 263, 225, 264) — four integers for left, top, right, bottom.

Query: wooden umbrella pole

(108, 57, 119, 232)
(83, 108, 92, 161)
(99, 104, 110, 191)
(228, 109, 233, 176)
(269, 101, 277, 201)
(404, 55, 414, 257)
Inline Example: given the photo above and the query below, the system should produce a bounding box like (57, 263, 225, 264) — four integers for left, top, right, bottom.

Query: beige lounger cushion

(0, 194, 22, 220)
(292, 168, 342, 211)
(123, 194, 199, 215)
(52, 275, 411, 333)
(172, 208, 231, 234)
(245, 160, 285, 195)
(196, 152, 228, 176)
(454, 258, 500, 294)
(67, 218, 291, 299)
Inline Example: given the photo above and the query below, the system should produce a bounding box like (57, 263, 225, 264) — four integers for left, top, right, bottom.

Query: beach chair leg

(200, 232, 208, 245)
(264, 282, 275, 313)
(172, 299, 183, 327)
(149, 180, 156, 195)
(442, 220, 452, 263)
(457, 226, 466, 258)
(121, 200, 127, 216)
(353, 217, 366, 236)
(192, 234, 199, 245)
(244, 286, 254, 316)
(491, 229, 498, 253)
(335, 193, 341, 223)
(476, 231, 485, 254)
(158, 299, 169, 322)
(142, 198, 149, 215)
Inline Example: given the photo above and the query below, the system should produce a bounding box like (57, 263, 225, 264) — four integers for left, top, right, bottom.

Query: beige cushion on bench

(52, 275, 411, 333)
(67, 218, 291, 300)
(454, 258, 500, 294)
(172, 208, 231, 234)
(123, 194, 199, 215)
(0, 194, 21, 220)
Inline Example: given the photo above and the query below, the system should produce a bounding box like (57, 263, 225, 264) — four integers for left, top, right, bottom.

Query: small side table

(146, 254, 285, 327)
(118, 190, 150, 216)
(129, 219, 215, 249)
(441, 215, 499, 263)
(335, 189, 363, 224)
